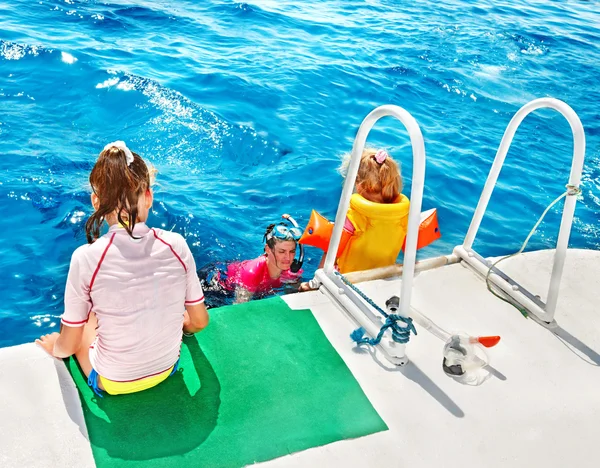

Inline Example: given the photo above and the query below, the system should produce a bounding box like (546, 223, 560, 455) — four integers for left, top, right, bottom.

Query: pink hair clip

(374, 149, 388, 164)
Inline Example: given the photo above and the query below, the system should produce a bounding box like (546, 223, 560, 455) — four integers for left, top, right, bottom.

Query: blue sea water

(0, 0, 598, 347)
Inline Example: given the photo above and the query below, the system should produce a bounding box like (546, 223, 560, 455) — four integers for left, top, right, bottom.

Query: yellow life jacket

(336, 193, 410, 273)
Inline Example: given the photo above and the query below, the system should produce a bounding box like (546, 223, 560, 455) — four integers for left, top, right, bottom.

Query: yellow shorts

(99, 365, 175, 396)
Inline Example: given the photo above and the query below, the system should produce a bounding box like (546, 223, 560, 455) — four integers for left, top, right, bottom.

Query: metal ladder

(313, 104, 426, 365)
(453, 97, 586, 324)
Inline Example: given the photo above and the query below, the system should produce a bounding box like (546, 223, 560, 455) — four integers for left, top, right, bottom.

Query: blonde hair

(339, 147, 402, 203)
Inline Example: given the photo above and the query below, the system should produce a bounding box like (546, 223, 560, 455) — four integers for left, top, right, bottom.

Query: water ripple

(0, 0, 599, 344)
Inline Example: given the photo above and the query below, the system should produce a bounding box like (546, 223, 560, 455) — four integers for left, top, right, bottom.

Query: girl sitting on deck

(36, 141, 209, 396)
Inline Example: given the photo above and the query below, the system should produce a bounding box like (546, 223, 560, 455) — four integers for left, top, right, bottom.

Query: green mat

(66, 296, 387, 467)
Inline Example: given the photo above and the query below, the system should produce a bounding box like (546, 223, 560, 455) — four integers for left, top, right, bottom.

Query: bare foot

(35, 332, 60, 358)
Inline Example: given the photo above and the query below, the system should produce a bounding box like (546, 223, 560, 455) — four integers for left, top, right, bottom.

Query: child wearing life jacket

(299, 147, 409, 289)
(336, 147, 409, 273)
(36, 141, 209, 396)
(225, 221, 303, 303)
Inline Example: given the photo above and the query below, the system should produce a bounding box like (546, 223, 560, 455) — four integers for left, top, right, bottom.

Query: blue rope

(334, 271, 417, 346)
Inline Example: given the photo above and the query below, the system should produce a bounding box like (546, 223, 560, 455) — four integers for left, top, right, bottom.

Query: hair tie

(374, 149, 388, 164)
(104, 141, 134, 166)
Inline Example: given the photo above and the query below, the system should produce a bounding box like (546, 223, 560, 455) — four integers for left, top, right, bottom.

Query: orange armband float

(401, 208, 441, 251)
(298, 210, 352, 257)
(300, 208, 441, 255)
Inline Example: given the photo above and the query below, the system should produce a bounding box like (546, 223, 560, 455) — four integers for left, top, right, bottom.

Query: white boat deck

(1, 248, 599, 468)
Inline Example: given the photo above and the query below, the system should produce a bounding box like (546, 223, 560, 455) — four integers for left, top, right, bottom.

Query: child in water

(301, 147, 409, 288)
(225, 221, 303, 303)
(36, 141, 209, 396)
(336, 147, 409, 273)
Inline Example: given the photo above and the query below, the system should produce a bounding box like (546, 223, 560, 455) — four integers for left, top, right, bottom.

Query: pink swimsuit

(225, 255, 301, 294)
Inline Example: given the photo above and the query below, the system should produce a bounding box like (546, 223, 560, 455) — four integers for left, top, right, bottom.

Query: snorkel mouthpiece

(282, 214, 304, 273)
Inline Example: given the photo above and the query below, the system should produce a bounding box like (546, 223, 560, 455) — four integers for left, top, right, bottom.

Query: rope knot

(388, 314, 417, 344)
(333, 271, 418, 348)
(351, 315, 417, 347)
(566, 184, 581, 196)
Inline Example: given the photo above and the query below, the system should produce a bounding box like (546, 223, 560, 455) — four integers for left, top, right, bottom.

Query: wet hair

(263, 223, 297, 250)
(356, 148, 402, 203)
(85, 145, 151, 243)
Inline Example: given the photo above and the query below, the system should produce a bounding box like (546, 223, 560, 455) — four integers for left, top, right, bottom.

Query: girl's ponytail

(85, 144, 150, 243)
(379, 158, 402, 203)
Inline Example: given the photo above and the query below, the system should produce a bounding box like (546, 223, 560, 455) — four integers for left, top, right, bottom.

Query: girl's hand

(299, 281, 318, 292)
(182, 311, 194, 336)
(35, 333, 60, 357)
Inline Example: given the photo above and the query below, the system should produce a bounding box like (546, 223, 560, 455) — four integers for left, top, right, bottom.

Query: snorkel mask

(442, 334, 490, 385)
(264, 214, 304, 273)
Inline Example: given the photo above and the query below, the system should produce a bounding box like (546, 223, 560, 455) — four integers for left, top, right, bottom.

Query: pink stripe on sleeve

(89, 233, 116, 292)
(61, 318, 88, 326)
(185, 295, 205, 305)
(151, 229, 187, 272)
